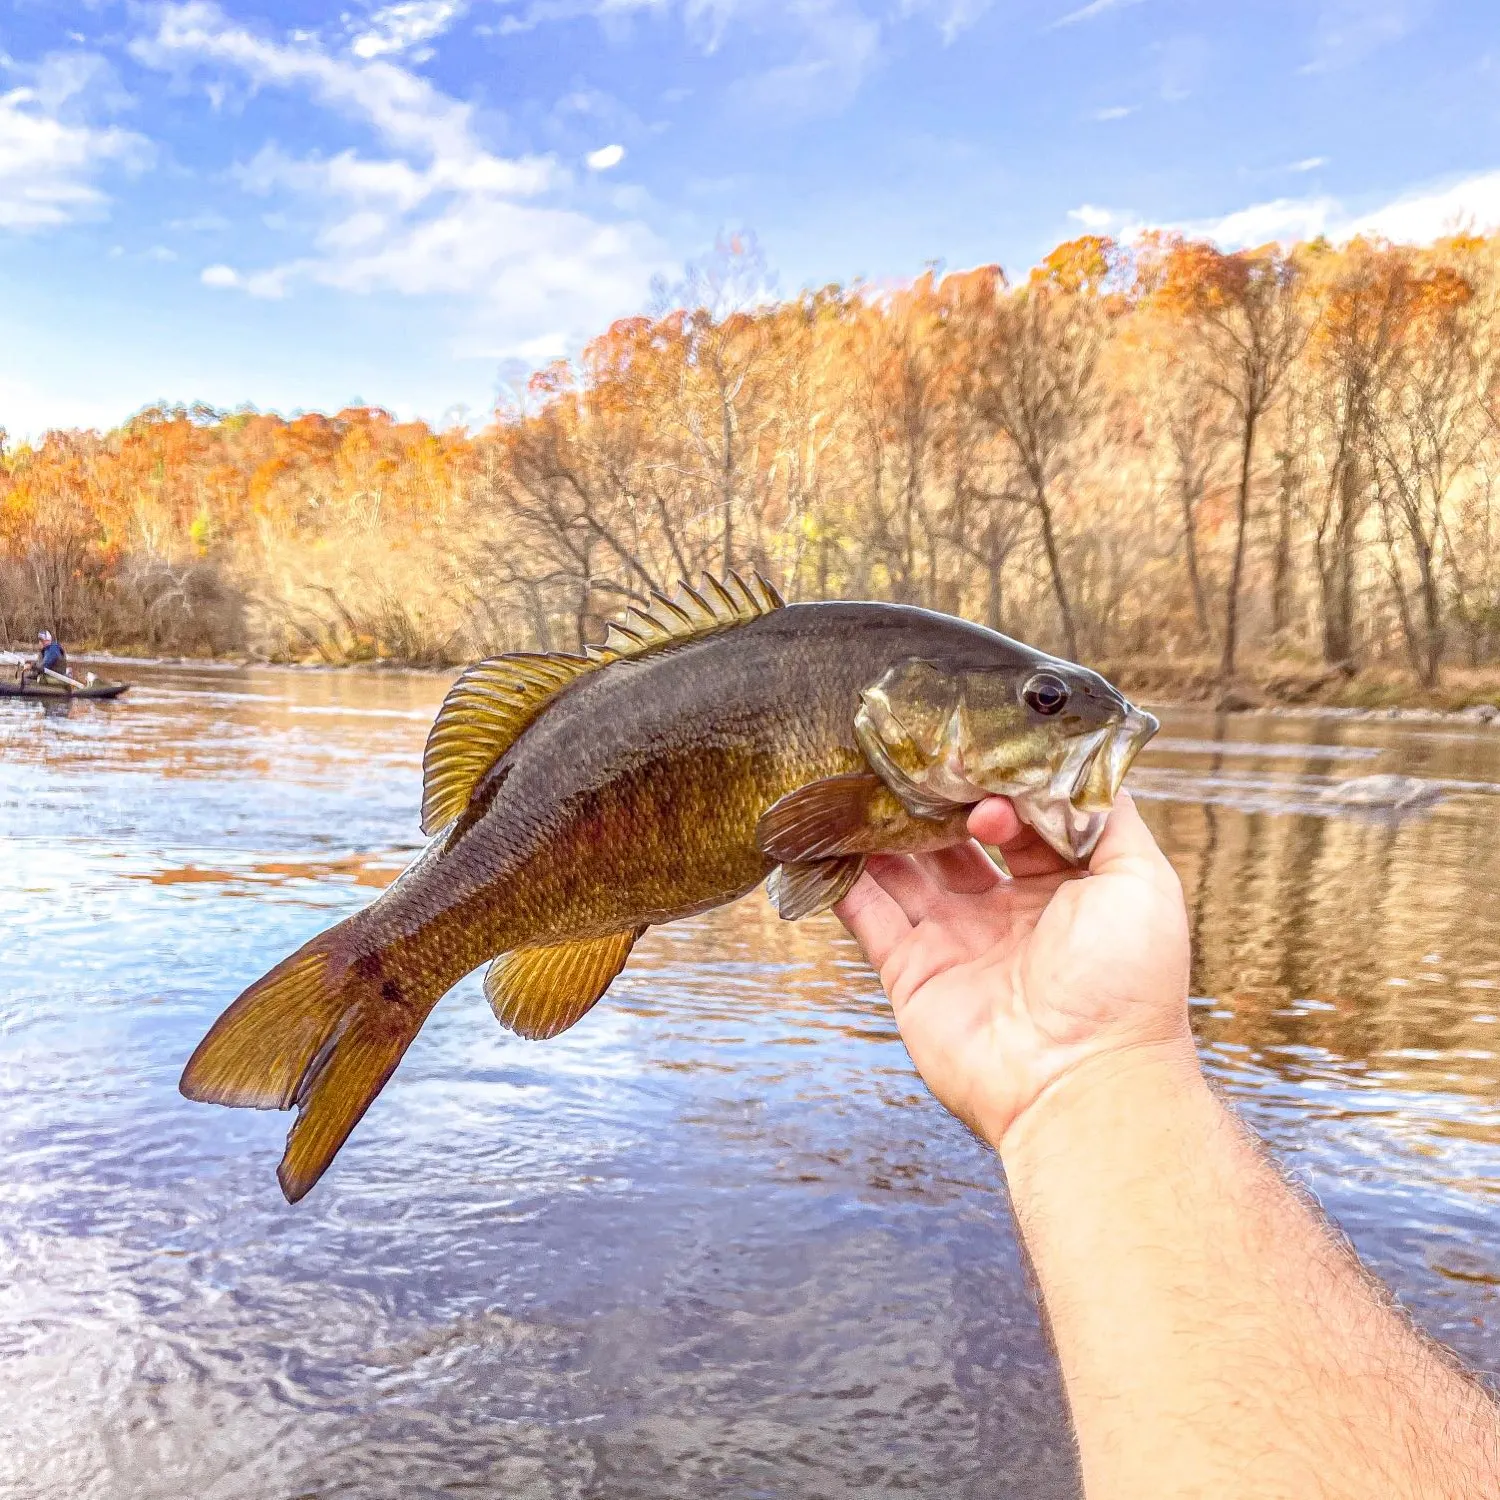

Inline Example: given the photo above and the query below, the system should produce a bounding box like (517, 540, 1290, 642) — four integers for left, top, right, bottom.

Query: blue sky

(0, 0, 1497, 434)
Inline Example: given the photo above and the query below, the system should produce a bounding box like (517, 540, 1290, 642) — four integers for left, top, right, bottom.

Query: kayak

(0, 677, 130, 700)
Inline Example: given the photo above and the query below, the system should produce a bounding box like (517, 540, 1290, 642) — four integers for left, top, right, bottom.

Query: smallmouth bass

(182, 574, 1158, 1201)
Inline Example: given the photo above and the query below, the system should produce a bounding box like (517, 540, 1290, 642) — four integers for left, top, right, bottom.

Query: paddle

(0, 650, 91, 690)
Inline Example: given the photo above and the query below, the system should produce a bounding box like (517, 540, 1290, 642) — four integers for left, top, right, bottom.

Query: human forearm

(999, 1041, 1500, 1500)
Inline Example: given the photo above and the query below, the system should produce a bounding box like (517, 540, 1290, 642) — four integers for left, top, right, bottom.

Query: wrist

(995, 1033, 1208, 1170)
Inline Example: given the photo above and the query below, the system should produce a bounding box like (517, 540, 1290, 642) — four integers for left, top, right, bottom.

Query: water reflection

(1, 666, 1498, 1497)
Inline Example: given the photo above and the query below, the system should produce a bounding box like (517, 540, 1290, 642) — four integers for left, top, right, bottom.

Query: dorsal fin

(420, 571, 785, 835)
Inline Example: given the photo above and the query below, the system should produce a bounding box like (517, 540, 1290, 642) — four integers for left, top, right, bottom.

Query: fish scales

(180, 581, 1158, 1202)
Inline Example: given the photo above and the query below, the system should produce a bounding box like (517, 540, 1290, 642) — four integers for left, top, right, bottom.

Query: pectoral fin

(766, 856, 865, 921)
(757, 773, 972, 864)
(485, 928, 646, 1040)
(757, 773, 893, 861)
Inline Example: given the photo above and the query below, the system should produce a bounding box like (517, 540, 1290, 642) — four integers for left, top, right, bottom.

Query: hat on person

(38, 630, 53, 643)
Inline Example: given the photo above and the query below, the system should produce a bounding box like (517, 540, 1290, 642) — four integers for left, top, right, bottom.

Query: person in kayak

(837, 794, 1500, 1499)
(24, 629, 67, 684)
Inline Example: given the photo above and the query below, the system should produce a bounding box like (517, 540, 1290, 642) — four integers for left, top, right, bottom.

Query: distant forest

(3, 230, 1498, 689)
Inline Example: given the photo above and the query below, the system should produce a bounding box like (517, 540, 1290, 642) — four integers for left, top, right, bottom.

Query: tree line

(2, 229, 1498, 688)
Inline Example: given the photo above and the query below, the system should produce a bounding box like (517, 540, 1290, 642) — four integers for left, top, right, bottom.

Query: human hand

(834, 793, 1193, 1151)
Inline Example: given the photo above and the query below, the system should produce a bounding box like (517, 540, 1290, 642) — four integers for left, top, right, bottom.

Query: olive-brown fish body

(362, 602, 1005, 977)
(180, 585, 1155, 1204)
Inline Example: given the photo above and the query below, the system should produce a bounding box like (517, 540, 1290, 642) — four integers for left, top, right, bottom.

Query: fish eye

(1023, 672, 1070, 717)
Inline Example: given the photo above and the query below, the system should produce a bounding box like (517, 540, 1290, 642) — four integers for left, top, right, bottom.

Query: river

(1, 664, 1497, 1498)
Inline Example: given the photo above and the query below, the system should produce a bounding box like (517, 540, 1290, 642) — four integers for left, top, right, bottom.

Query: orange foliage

(2, 229, 1499, 680)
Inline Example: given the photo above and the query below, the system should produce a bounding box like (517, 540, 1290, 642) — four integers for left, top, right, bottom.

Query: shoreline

(17, 646, 1500, 727)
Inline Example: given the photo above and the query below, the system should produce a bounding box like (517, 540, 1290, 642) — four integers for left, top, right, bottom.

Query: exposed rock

(1216, 688, 1260, 713)
(1263, 668, 1350, 704)
(1459, 703, 1500, 724)
(1320, 774, 1443, 810)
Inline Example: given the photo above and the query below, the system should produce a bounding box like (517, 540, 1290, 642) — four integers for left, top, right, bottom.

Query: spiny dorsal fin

(420, 653, 590, 835)
(421, 571, 784, 834)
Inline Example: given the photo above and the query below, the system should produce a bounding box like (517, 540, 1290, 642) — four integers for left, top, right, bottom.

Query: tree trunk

(721, 397, 735, 575)
(1270, 462, 1294, 641)
(1219, 407, 1259, 684)
(1318, 457, 1361, 668)
(1179, 475, 1213, 646)
(1035, 484, 1079, 660)
(1412, 533, 1444, 688)
(1377, 500, 1425, 683)
(985, 515, 1004, 631)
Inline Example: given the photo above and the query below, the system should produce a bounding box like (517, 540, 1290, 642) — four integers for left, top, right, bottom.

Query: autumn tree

(1369, 260, 1489, 685)
(3, 228, 1500, 683)
(1153, 239, 1305, 683)
(976, 238, 1116, 658)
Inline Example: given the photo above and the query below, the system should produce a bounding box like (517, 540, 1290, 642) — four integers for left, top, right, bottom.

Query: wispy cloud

(1051, 0, 1143, 30)
(727, 0, 882, 120)
(0, 52, 150, 230)
(1091, 104, 1134, 121)
(131, 3, 664, 353)
(1288, 156, 1328, 173)
(488, 0, 977, 119)
(1303, 0, 1416, 74)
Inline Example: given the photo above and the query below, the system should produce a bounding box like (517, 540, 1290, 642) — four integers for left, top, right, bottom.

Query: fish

(181, 574, 1159, 1202)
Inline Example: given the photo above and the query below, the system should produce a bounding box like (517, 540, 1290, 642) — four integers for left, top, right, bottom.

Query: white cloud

(133, 4, 486, 162)
(1352, 171, 1500, 241)
(133, 3, 665, 352)
(1092, 104, 1134, 121)
(585, 142, 625, 170)
(1068, 203, 1116, 229)
(1194, 194, 1341, 247)
(1289, 156, 1328, 173)
(0, 53, 149, 230)
(1179, 169, 1500, 250)
(350, 0, 465, 59)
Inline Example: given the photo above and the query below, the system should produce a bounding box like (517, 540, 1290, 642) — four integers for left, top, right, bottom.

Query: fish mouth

(1012, 707, 1160, 864)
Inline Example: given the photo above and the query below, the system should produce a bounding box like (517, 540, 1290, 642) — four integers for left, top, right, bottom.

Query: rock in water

(1320, 774, 1442, 809)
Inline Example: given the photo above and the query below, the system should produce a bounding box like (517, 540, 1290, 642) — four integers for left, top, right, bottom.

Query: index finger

(833, 869, 913, 971)
(968, 799, 1071, 880)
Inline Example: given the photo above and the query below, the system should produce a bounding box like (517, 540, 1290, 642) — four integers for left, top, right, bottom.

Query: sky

(0, 0, 1498, 435)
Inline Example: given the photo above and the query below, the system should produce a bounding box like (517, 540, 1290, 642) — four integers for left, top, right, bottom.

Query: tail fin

(180, 927, 436, 1203)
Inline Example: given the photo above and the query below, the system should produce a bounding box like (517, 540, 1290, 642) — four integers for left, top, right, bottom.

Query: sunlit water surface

(2, 665, 1499, 1498)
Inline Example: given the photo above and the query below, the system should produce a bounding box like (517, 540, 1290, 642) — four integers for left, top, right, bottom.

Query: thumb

(1087, 793, 1173, 886)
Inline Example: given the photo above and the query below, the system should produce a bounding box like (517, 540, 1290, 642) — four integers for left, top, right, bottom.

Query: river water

(1, 664, 1498, 1498)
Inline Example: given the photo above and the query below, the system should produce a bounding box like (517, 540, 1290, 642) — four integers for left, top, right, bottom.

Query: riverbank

(1099, 657, 1500, 720)
(17, 644, 1500, 721)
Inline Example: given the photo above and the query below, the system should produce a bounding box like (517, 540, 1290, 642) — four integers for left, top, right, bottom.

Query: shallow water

(2, 667, 1498, 1498)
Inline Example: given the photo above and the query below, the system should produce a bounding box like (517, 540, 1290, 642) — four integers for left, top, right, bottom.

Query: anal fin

(767, 856, 865, 921)
(486, 928, 646, 1040)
